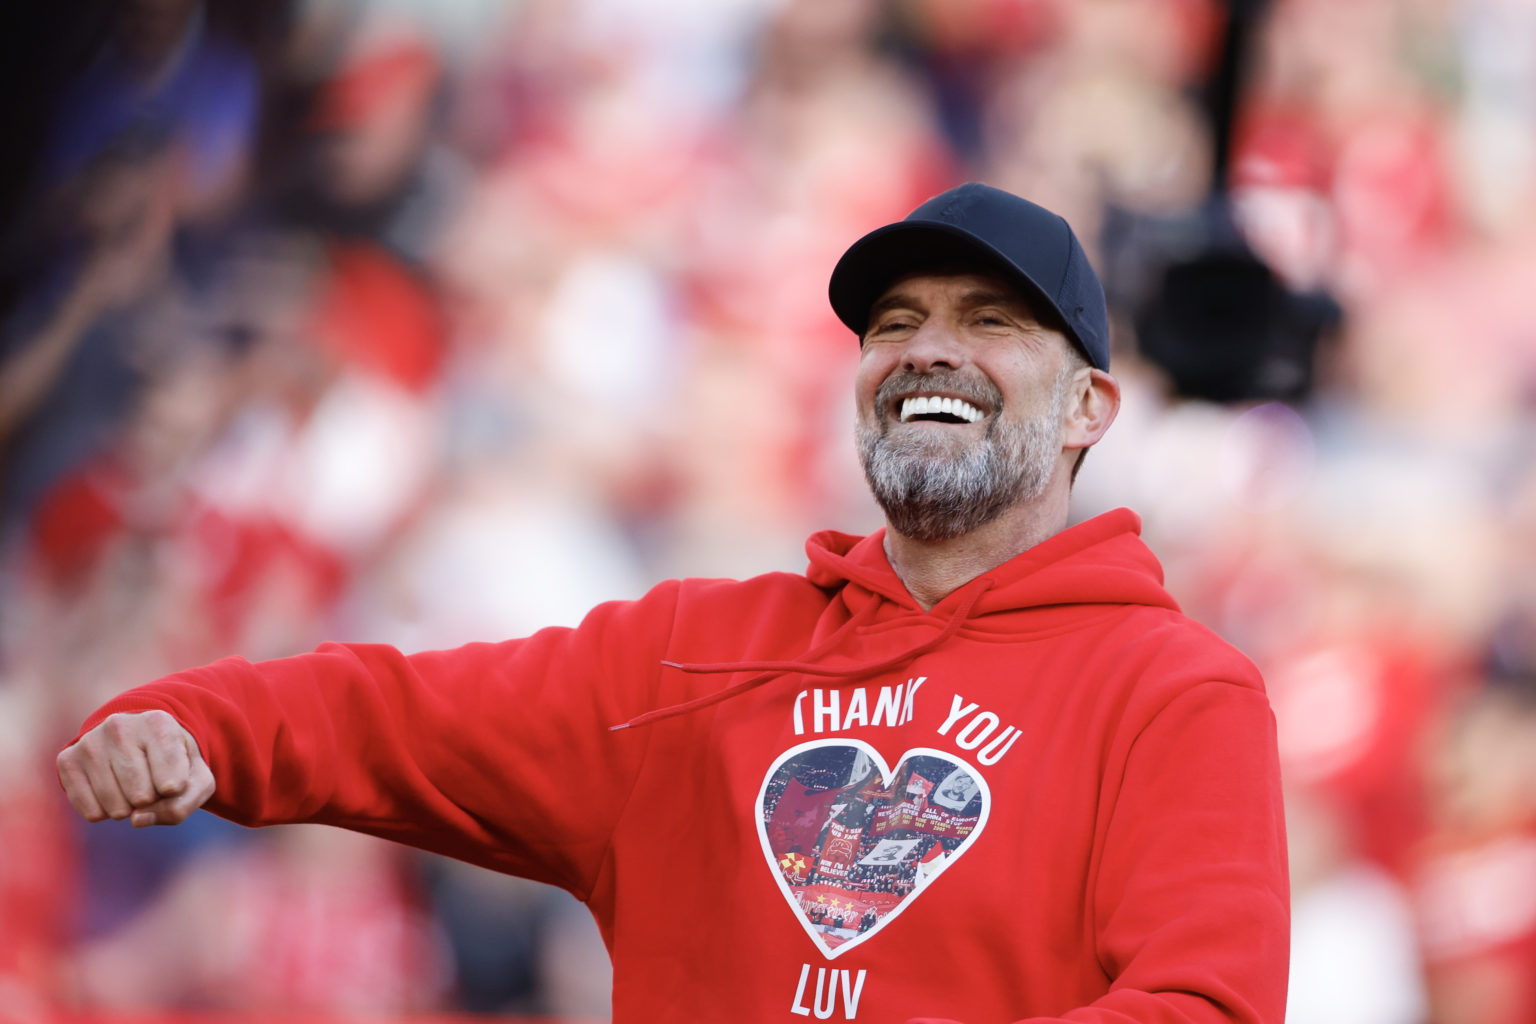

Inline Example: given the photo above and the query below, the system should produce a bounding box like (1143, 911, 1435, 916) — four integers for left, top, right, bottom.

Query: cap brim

(828, 220, 1075, 343)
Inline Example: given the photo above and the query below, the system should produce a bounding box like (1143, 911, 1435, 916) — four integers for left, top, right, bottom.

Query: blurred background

(2, 0, 1535, 1021)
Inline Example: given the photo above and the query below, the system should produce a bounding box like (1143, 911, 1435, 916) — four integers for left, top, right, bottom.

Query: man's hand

(56, 711, 215, 827)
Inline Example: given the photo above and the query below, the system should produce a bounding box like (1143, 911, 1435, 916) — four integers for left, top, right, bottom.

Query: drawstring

(610, 578, 994, 731)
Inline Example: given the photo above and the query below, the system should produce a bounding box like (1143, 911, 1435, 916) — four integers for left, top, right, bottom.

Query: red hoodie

(76, 508, 1289, 1023)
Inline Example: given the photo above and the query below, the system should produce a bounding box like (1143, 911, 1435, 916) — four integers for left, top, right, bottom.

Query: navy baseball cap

(828, 182, 1110, 370)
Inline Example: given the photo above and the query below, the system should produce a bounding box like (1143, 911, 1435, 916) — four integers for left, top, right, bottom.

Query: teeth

(898, 396, 985, 423)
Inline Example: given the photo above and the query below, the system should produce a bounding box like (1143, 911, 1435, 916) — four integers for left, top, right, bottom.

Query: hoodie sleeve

(908, 679, 1290, 1024)
(69, 582, 680, 898)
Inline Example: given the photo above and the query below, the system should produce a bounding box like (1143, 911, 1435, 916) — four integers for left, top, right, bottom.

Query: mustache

(874, 370, 1002, 413)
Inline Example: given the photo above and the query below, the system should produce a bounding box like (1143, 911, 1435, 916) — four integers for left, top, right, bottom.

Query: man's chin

(879, 422, 984, 456)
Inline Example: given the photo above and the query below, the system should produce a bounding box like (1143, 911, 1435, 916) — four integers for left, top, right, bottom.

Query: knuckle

(144, 710, 178, 739)
(74, 737, 108, 766)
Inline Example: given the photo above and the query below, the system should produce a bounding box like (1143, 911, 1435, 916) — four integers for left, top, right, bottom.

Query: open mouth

(896, 395, 986, 425)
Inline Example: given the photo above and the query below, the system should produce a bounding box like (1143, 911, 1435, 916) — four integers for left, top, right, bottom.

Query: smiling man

(58, 184, 1289, 1023)
(838, 186, 1123, 616)
(856, 273, 1090, 543)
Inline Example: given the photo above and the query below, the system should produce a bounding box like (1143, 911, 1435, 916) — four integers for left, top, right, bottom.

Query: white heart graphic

(756, 738, 990, 960)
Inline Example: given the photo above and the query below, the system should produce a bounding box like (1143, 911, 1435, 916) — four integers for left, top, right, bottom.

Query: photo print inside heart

(757, 739, 990, 958)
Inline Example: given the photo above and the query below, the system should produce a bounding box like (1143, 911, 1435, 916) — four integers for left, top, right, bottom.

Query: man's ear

(1063, 368, 1120, 451)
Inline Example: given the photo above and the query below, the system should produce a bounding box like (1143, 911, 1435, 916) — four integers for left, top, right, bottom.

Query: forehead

(871, 271, 1042, 317)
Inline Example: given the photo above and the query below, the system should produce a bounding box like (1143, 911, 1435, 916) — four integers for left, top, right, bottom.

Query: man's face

(854, 271, 1079, 541)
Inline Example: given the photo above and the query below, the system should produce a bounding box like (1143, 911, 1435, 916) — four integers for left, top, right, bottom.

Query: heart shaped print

(756, 739, 990, 959)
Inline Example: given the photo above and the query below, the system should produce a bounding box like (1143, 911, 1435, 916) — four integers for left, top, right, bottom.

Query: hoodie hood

(612, 509, 1177, 731)
(804, 507, 1180, 622)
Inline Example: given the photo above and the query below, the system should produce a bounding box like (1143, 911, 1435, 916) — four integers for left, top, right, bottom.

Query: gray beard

(857, 371, 1067, 542)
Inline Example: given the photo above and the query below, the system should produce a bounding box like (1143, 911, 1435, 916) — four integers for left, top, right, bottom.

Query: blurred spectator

(1410, 679, 1536, 1024)
(423, 860, 613, 1018)
(1, 126, 180, 532)
(979, 0, 1218, 245)
(0, 686, 77, 1022)
(67, 825, 450, 1015)
(39, 0, 260, 223)
(1285, 781, 1428, 1024)
(280, 31, 466, 266)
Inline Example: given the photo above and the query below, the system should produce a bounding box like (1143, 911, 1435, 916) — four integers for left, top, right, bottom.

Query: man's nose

(901, 319, 968, 373)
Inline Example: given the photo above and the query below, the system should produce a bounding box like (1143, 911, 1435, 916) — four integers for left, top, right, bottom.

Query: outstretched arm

(55, 584, 680, 896)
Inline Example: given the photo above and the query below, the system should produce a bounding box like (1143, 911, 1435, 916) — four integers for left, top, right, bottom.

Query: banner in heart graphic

(756, 739, 990, 959)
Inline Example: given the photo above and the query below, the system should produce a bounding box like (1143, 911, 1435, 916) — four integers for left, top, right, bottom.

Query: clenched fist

(56, 710, 215, 827)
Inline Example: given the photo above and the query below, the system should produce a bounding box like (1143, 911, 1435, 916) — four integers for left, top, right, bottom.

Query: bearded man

(59, 184, 1289, 1023)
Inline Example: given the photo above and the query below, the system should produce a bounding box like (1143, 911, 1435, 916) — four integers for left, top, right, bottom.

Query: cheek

(853, 352, 894, 412)
(988, 354, 1055, 410)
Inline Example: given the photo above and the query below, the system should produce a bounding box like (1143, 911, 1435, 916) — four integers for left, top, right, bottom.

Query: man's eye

(871, 320, 915, 335)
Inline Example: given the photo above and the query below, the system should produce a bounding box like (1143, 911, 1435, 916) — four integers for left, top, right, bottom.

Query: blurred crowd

(2, 0, 1535, 1021)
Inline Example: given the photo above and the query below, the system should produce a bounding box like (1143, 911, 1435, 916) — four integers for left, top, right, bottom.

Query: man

(58, 183, 1289, 1022)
